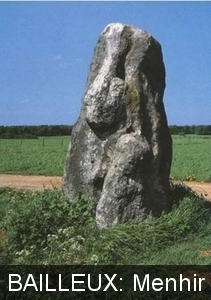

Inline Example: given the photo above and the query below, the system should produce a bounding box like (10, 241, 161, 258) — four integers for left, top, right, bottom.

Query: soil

(182, 181, 211, 201)
(0, 174, 62, 191)
(0, 174, 211, 201)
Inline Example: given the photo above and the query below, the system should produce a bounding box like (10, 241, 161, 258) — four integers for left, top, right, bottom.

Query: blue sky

(0, 2, 210, 126)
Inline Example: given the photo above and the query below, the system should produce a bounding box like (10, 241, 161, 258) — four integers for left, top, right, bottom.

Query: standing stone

(63, 23, 172, 228)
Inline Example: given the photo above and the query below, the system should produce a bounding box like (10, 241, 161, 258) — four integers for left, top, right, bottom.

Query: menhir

(63, 23, 173, 228)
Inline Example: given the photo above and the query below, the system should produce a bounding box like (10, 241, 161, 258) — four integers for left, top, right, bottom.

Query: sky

(0, 2, 210, 126)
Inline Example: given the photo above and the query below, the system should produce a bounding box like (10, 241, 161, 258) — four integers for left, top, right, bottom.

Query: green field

(0, 135, 211, 181)
(0, 136, 70, 176)
(171, 135, 211, 182)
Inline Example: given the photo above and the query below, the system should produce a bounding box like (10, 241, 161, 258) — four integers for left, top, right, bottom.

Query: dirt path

(183, 181, 211, 201)
(0, 174, 211, 200)
(0, 174, 62, 190)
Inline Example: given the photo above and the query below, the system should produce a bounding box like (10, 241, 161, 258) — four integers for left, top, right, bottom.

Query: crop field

(0, 135, 211, 181)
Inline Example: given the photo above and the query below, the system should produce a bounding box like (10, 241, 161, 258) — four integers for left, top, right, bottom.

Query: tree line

(169, 125, 211, 135)
(0, 125, 73, 139)
(0, 124, 210, 139)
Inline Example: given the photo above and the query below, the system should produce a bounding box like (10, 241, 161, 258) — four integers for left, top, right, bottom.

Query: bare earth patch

(0, 174, 211, 201)
(183, 181, 211, 201)
(0, 174, 62, 190)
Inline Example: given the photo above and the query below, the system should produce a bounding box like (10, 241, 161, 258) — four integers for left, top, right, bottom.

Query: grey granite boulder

(63, 23, 172, 228)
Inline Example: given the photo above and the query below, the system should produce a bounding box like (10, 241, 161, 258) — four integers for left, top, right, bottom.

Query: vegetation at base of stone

(0, 186, 211, 265)
(0, 125, 72, 139)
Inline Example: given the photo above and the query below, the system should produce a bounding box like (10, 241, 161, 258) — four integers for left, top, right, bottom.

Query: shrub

(1, 188, 97, 264)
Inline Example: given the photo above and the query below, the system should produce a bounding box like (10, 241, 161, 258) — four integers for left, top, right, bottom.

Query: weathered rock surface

(63, 23, 172, 228)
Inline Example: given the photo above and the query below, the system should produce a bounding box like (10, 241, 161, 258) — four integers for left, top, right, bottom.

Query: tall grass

(0, 187, 211, 265)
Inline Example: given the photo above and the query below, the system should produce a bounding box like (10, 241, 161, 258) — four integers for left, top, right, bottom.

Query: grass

(0, 186, 211, 265)
(171, 135, 211, 182)
(0, 136, 69, 176)
(0, 136, 211, 299)
(0, 135, 211, 181)
(1, 135, 211, 299)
